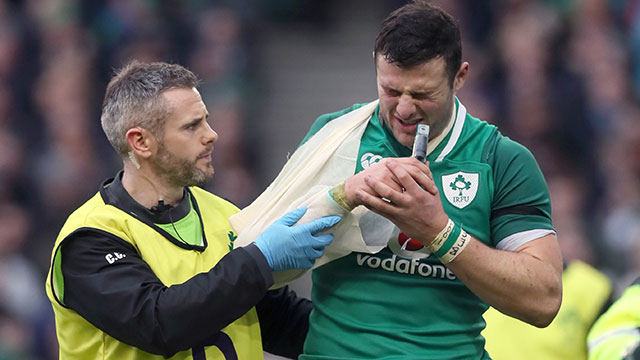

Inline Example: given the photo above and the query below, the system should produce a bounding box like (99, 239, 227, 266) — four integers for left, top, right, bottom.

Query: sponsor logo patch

(356, 254, 457, 280)
(387, 232, 431, 259)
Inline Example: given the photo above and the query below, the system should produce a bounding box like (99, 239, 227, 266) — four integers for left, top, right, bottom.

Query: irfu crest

(450, 174, 472, 196)
(441, 172, 479, 209)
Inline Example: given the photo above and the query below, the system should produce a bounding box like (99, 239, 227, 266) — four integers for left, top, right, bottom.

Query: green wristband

(434, 222, 461, 258)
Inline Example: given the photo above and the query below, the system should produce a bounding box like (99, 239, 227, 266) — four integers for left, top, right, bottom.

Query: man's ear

(453, 62, 469, 91)
(125, 127, 154, 161)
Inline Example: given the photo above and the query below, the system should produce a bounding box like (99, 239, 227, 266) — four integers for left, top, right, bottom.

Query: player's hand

(253, 207, 341, 271)
(344, 157, 437, 206)
(354, 158, 447, 244)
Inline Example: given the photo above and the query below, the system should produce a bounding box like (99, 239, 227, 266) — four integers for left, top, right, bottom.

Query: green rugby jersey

(300, 100, 554, 360)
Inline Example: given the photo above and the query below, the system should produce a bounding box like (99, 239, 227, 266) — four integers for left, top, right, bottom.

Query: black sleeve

(257, 286, 313, 358)
(60, 229, 274, 357)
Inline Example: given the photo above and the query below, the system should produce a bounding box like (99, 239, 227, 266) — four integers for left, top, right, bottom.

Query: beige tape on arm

(331, 182, 356, 211)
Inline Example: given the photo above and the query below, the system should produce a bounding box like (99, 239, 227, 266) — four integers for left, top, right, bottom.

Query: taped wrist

(330, 182, 356, 211)
(428, 218, 471, 264)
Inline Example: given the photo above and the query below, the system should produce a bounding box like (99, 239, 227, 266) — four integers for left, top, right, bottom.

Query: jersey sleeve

(59, 228, 273, 357)
(486, 133, 555, 249)
(299, 103, 367, 146)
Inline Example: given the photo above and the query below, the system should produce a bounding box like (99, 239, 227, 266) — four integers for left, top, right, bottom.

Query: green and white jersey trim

(435, 100, 467, 163)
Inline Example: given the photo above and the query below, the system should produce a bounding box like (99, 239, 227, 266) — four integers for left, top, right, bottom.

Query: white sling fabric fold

(229, 100, 388, 288)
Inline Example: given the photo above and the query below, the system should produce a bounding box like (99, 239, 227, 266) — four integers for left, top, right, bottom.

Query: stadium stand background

(0, 0, 639, 358)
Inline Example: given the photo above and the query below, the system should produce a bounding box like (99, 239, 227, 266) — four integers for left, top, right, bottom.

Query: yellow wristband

(331, 182, 356, 211)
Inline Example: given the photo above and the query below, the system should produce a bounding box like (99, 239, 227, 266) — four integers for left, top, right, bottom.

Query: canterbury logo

(360, 152, 383, 169)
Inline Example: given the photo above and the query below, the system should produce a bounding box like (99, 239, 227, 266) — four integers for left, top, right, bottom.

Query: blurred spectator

(600, 106, 640, 291)
(548, 173, 598, 265)
(0, 203, 48, 359)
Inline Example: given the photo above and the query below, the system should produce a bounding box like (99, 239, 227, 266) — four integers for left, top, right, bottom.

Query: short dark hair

(101, 60, 200, 156)
(374, 1, 462, 85)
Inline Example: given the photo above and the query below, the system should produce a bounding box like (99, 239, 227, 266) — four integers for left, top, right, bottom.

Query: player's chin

(395, 132, 415, 148)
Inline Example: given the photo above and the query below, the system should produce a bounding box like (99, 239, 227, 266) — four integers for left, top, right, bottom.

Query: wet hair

(101, 60, 200, 156)
(374, 0, 462, 85)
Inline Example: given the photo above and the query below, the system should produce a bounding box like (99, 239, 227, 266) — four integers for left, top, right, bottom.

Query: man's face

(150, 87, 217, 187)
(376, 55, 461, 148)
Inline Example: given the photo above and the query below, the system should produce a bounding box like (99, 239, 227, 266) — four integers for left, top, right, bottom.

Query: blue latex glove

(254, 207, 341, 271)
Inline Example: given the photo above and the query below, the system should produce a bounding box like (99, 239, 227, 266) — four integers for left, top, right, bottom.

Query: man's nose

(396, 94, 415, 120)
(204, 123, 218, 144)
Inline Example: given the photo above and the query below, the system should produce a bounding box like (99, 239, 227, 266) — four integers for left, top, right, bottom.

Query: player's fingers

(396, 157, 433, 181)
(355, 187, 400, 216)
(363, 175, 410, 206)
(412, 162, 438, 195)
(424, 161, 434, 181)
(389, 159, 438, 196)
(385, 160, 426, 195)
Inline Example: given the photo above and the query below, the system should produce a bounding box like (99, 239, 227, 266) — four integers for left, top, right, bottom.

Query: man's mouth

(198, 149, 213, 160)
(394, 113, 421, 127)
(395, 117, 421, 131)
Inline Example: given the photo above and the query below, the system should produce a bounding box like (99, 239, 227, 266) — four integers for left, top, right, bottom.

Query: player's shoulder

(316, 103, 369, 123)
(482, 127, 537, 167)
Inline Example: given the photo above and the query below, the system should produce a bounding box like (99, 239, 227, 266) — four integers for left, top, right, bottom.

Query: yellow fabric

(229, 100, 391, 288)
(483, 261, 612, 360)
(588, 282, 640, 360)
(45, 186, 263, 360)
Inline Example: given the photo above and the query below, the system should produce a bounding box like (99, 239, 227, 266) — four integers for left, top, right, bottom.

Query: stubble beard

(151, 144, 213, 188)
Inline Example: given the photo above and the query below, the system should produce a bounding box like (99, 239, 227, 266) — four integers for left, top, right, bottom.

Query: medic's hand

(253, 207, 341, 271)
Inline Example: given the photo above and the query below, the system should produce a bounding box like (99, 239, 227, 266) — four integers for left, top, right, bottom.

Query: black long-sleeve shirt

(59, 174, 311, 358)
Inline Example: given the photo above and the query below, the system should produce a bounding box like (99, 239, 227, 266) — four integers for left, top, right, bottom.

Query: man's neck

(121, 163, 184, 208)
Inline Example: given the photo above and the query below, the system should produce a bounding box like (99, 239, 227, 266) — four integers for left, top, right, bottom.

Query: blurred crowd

(0, 0, 263, 358)
(0, 0, 639, 359)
